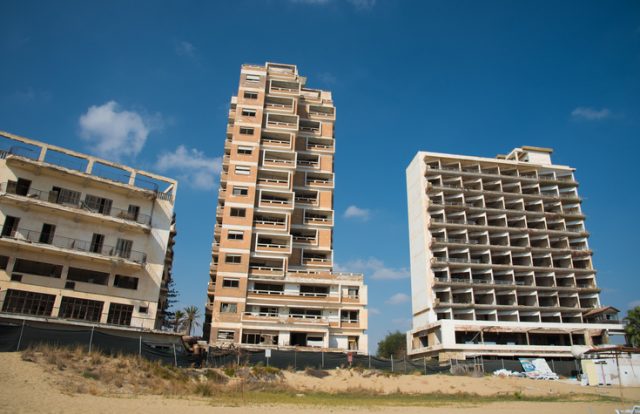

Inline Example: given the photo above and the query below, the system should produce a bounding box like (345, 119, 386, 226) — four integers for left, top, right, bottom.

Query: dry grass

(20, 344, 235, 397)
(18, 345, 621, 407)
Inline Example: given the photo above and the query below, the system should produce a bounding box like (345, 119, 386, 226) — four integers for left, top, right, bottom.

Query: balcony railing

(256, 242, 289, 250)
(432, 257, 482, 264)
(0, 227, 146, 264)
(426, 166, 577, 184)
(248, 265, 283, 273)
(434, 276, 526, 286)
(0, 182, 151, 226)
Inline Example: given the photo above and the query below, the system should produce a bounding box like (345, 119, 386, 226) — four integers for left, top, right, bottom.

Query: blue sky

(1, 0, 639, 352)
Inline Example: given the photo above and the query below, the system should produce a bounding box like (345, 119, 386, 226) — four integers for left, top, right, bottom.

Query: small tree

(376, 331, 407, 359)
(161, 278, 179, 330)
(624, 306, 640, 347)
(173, 310, 186, 333)
(183, 305, 201, 336)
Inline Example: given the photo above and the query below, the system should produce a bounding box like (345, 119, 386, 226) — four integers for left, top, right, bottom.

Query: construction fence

(208, 348, 451, 374)
(0, 318, 582, 377)
(0, 318, 196, 367)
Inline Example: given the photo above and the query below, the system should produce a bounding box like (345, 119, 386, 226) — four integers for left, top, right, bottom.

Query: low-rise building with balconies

(0, 131, 177, 331)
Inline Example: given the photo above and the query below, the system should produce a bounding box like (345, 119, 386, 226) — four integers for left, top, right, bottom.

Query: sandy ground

(1, 352, 639, 414)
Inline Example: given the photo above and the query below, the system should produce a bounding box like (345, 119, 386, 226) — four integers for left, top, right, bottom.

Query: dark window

(227, 231, 244, 240)
(39, 223, 56, 244)
(1, 216, 19, 237)
(237, 147, 253, 155)
(10, 273, 22, 282)
(67, 267, 109, 285)
(114, 274, 139, 290)
(232, 187, 249, 196)
(115, 238, 133, 259)
(241, 108, 256, 117)
(13, 258, 62, 278)
(7, 178, 31, 196)
(90, 233, 105, 253)
(341, 310, 359, 322)
(65, 281, 75, 289)
(139, 306, 148, 314)
(126, 205, 140, 221)
(300, 285, 329, 297)
(84, 194, 113, 215)
(50, 186, 81, 206)
(2, 289, 55, 316)
(230, 208, 246, 217)
(0, 255, 8, 270)
(239, 127, 254, 135)
(107, 303, 133, 326)
(223, 278, 240, 288)
(59, 297, 104, 322)
(225, 255, 242, 264)
(243, 92, 258, 100)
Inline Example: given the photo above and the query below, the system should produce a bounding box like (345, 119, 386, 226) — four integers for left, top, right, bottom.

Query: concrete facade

(0, 131, 177, 331)
(405, 146, 624, 360)
(204, 62, 368, 353)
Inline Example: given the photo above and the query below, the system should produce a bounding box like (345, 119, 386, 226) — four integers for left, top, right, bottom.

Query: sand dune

(1, 352, 638, 414)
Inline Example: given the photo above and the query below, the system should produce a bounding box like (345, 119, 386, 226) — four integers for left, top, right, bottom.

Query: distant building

(0, 131, 177, 330)
(204, 62, 368, 353)
(405, 146, 625, 360)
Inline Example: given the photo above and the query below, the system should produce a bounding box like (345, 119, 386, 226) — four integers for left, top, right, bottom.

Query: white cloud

(571, 107, 611, 121)
(369, 307, 381, 315)
(155, 145, 222, 190)
(386, 293, 410, 305)
(628, 300, 640, 309)
(175, 40, 197, 59)
(335, 257, 410, 280)
(344, 205, 371, 220)
(78, 101, 162, 161)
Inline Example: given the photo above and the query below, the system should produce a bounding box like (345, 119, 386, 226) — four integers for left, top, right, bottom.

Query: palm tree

(183, 305, 201, 336)
(624, 306, 640, 347)
(173, 310, 186, 333)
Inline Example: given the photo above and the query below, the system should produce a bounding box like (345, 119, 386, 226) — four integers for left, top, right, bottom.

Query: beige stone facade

(406, 146, 624, 360)
(0, 131, 177, 331)
(205, 63, 368, 353)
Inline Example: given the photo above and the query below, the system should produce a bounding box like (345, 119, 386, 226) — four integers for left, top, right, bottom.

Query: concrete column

(128, 170, 137, 186)
(51, 295, 63, 318)
(37, 146, 47, 162)
(86, 159, 95, 174)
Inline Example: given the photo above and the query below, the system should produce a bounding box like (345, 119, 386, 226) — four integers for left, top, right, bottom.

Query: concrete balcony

(0, 182, 151, 228)
(0, 227, 146, 266)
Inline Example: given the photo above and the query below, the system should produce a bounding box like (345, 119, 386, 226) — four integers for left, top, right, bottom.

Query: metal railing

(1, 227, 146, 264)
(0, 182, 151, 225)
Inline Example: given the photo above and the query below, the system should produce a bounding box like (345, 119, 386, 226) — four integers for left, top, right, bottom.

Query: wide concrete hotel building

(406, 146, 624, 360)
(0, 131, 177, 330)
(204, 62, 368, 353)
